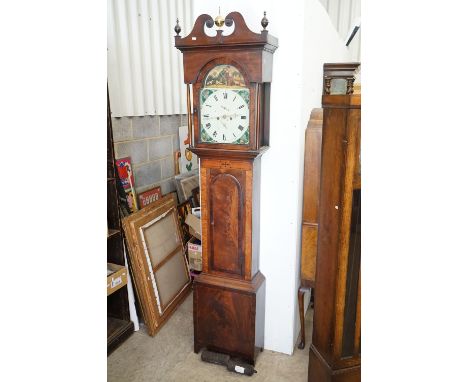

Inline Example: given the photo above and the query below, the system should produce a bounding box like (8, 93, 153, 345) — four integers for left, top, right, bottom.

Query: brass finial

(261, 11, 269, 30)
(215, 6, 224, 28)
(174, 18, 181, 35)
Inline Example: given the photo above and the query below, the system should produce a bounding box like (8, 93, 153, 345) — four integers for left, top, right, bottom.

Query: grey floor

(108, 292, 313, 382)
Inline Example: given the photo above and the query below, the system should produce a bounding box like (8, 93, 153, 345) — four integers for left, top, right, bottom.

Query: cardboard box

(187, 237, 202, 271)
(107, 263, 128, 296)
(185, 213, 201, 240)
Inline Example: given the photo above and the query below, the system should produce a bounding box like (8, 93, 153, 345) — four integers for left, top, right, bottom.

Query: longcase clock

(308, 63, 361, 382)
(175, 11, 277, 365)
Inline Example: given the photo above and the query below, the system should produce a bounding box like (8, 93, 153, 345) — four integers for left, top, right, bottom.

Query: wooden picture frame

(191, 186, 200, 208)
(175, 169, 199, 203)
(177, 199, 193, 244)
(122, 194, 191, 336)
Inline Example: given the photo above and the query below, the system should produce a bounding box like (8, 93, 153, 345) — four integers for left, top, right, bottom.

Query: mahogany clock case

(175, 12, 277, 154)
(175, 12, 277, 366)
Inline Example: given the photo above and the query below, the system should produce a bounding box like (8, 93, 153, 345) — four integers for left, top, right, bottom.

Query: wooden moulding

(194, 271, 265, 294)
(122, 194, 191, 336)
(190, 146, 269, 160)
(175, 12, 278, 50)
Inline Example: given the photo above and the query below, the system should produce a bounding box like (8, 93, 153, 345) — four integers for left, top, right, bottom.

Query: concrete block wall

(112, 115, 187, 196)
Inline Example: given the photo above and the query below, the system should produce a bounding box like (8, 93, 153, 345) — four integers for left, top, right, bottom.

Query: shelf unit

(107, 89, 134, 355)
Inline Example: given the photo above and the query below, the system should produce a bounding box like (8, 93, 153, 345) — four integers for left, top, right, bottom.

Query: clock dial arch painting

(196, 61, 252, 147)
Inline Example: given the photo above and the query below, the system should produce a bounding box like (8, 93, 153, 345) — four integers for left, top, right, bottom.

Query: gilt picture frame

(122, 194, 191, 336)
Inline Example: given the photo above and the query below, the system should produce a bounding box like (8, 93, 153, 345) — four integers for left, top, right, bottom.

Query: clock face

(199, 88, 250, 144)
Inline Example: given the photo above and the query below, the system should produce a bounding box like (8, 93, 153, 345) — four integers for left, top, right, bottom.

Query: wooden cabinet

(308, 64, 361, 382)
(298, 108, 323, 349)
(107, 90, 134, 355)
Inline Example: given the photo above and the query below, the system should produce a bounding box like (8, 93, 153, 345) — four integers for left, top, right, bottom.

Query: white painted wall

(319, 0, 361, 60)
(296, 0, 353, 351)
(192, 0, 351, 355)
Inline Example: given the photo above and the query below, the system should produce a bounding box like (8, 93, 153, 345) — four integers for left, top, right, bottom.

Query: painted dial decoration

(199, 65, 249, 145)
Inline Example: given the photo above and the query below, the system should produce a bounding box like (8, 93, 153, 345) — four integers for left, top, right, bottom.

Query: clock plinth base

(308, 345, 361, 382)
(193, 272, 266, 365)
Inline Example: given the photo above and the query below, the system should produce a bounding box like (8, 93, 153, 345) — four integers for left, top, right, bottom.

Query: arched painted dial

(200, 88, 249, 144)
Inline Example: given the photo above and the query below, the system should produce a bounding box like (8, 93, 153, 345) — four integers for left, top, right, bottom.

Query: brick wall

(112, 115, 187, 195)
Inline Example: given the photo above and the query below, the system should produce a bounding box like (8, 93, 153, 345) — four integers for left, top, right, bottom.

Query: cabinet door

(207, 168, 246, 277)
